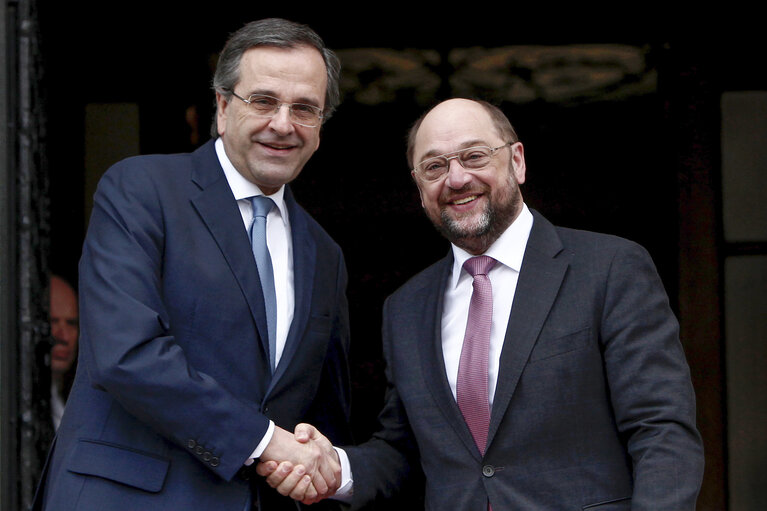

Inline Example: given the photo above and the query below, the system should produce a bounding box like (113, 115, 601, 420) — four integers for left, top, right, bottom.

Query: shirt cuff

(243, 420, 275, 466)
(329, 446, 354, 502)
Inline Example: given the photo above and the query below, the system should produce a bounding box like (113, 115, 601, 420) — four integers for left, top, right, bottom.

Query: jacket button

(187, 439, 196, 450)
(211, 457, 220, 467)
(195, 446, 204, 455)
(482, 465, 495, 477)
(203, 452, 212, 461)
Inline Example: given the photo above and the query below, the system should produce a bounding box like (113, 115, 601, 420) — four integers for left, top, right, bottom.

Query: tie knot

(463, 255, 496, 278)
(251, 195, 275, 218)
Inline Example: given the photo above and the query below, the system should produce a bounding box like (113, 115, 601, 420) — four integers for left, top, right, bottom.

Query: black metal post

(2, 0, 52, 509)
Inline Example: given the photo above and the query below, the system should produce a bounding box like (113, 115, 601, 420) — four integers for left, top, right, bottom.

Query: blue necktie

(249, 196, 277, 372)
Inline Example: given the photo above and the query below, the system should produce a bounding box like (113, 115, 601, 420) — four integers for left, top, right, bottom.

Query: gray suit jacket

(346, 210, 703, 510)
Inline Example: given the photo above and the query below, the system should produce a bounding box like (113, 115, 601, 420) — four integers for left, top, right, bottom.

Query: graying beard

(440, 208, 492, 242)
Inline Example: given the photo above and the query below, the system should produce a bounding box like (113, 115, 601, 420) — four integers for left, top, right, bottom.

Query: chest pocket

(529, 327, 591, 362)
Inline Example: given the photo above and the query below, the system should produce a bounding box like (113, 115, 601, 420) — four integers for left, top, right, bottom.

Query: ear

(215, 91, 229, 137)
(510, 142, 526, 184)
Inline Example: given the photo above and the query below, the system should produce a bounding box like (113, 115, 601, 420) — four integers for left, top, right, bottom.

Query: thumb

(294, 423, 317, 443)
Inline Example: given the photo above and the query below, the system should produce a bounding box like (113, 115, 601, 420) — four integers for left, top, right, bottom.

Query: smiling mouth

(452, 195, 478, 205)
(259, 141, 296, 151)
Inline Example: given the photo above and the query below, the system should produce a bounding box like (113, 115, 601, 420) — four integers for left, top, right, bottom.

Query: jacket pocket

(582, 496, 631, 509)
(68, 438, 169, 493)
(529, 327, 591, 362)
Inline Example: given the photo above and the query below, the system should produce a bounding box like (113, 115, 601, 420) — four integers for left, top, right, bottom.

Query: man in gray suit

(261, 98, 704, 510)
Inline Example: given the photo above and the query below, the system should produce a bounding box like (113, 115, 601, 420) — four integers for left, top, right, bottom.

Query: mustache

(441, 184, 484, 202)
(50, 336, 69, 347)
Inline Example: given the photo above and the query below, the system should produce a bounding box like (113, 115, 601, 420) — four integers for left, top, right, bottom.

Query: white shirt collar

(215, 137, 289, 225)
(449, 203, 534, 288)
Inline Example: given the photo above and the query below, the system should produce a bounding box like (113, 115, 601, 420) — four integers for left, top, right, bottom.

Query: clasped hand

(257, 423, 339, 504)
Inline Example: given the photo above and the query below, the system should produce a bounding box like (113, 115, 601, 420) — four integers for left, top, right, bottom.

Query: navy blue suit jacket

(346, 210, 704, 510)
(35, 140, 352, 510)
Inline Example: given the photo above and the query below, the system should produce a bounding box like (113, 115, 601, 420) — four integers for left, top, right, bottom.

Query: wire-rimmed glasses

(230, 92, 324, 128)
(412, 143, 513, 181)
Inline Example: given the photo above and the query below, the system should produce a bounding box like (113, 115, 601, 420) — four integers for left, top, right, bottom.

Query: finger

(255, 460, 278, 477)
(302, 495, 324, 506)
(301, 485, 324, 505)
(310, 470, 330, 496)
(265, 461, 294, 490)
(316, 450, 340, 495)
(275, 464, 309, 498)
(289, 474, 316, 502)
(303, 480, 319, 502)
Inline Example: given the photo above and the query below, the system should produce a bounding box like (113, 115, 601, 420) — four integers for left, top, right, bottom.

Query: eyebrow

(418, 139, 492, 162)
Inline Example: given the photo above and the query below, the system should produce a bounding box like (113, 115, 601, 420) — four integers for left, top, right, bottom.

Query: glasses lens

(248, 95, 280, 115)
(459, 147, 493, 169)
(418, 157, 449, 181)
(416, 146, 495, 180)
(289, 104, 322, 126)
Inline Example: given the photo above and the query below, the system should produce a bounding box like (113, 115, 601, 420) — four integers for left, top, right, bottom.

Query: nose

(268, 104, 295, 135)
(51, 319, 64, 340)
(51, 319, 77, 345)
(445, 157, 471, 189)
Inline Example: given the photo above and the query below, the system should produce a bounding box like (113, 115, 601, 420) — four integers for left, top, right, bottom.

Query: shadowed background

(24, 4, 767, 510)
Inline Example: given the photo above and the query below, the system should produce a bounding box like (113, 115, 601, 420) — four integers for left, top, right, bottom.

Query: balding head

(407, 98, 519, 169)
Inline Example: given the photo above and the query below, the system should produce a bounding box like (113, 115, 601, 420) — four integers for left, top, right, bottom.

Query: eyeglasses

(230, 92, 324, 128)
(412, 143, 513, 181)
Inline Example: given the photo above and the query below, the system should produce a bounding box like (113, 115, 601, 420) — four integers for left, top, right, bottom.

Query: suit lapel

(486, 211, 568, 449)
(418, 253, 485, 459)
(268, 187, 316, 390)
(188, 141, 271, 364)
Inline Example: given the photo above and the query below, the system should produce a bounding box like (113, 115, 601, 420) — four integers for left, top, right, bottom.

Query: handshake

(257, 423, 342, 505)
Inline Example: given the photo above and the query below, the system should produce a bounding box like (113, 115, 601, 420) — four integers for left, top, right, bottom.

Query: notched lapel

(417, 254, 484, 459)
(268, 191, 317, 390)
(487, 212, 568, 449)
(189, 152, 271, 360)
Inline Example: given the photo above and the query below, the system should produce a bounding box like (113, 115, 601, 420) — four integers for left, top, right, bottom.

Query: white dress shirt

(336, 204, 534, 499)
(442, 204, 533, 404)
(217, 140, 354, 501)
(51, 384, 66, 430)
(215, 138, 294, 460)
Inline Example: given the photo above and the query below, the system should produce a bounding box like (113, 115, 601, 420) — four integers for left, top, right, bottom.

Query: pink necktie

(456, 255, 496, 456)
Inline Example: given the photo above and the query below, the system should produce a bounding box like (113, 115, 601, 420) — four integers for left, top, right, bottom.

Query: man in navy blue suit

(262, 98, 704, 510)
(34, 18, 351, 511)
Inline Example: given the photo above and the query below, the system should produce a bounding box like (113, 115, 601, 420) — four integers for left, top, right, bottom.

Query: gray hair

(211, 18, 341, 137)
(406, 99, 519, 168)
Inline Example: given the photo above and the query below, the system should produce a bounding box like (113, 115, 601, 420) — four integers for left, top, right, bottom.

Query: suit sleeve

(600, 241, 704, 510)
(78, 160, 269, 481)
(343, 297, 421, 510)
